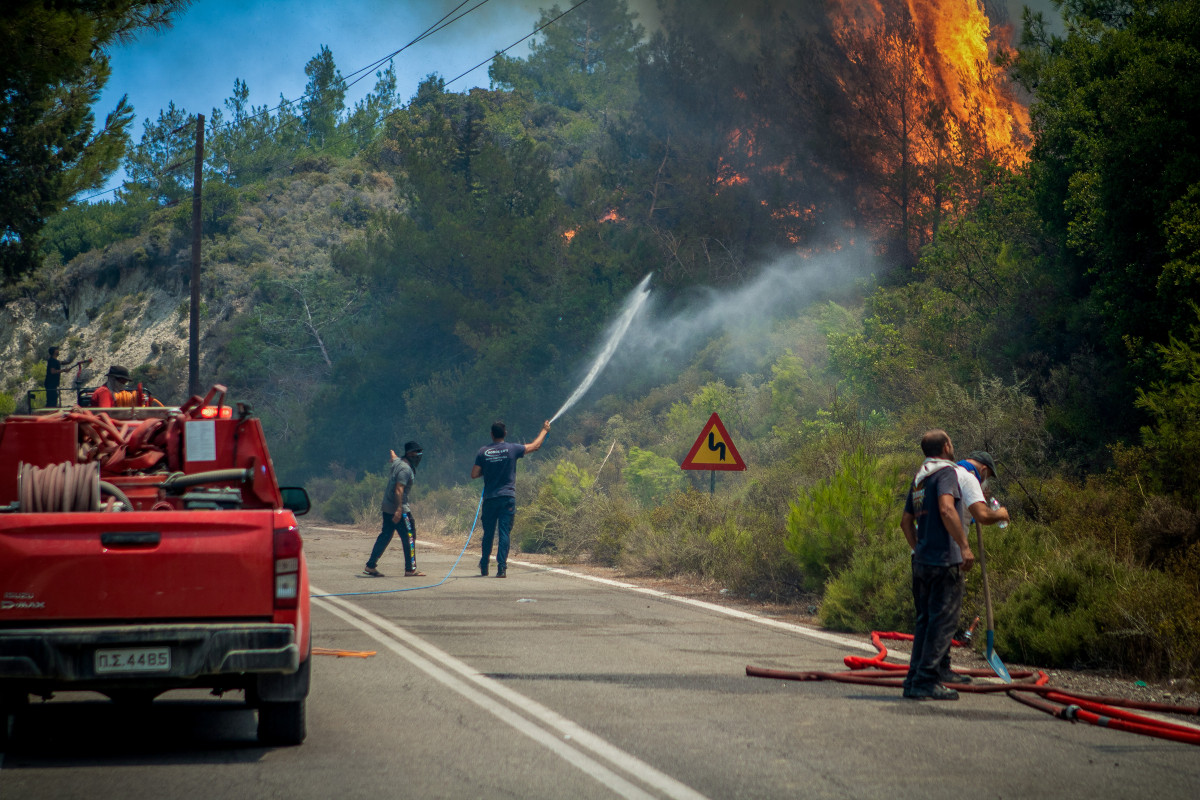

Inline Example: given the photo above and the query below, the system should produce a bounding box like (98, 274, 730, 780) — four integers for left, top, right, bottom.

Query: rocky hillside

(0, 162, 396, 413)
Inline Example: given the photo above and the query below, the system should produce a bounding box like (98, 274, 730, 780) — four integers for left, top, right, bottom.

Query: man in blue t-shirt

(899, 429, 976, 700)
(470, 419, 551, 577)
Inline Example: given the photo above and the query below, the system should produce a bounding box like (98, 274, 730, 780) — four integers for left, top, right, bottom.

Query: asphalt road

(3, 524, 1198, 799)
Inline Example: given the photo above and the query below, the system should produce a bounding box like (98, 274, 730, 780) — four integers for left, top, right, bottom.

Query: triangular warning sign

(680, 412, 746, 471)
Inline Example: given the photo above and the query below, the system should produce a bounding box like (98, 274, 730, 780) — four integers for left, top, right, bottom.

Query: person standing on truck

(89, 365, 131, 408)
(470, 420, 550, 578)
(43, 347, 62, 407)
(364, 441, 426, 578)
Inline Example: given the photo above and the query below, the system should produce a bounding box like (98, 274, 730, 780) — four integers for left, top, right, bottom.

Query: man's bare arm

(968, 500, 1009, 526)
(524, 420, 552, 453)
(938, 493, 974, 570)
(392, 482, 406, 520)
(900, 511, 917, 550)
(470, 465, 482, 479)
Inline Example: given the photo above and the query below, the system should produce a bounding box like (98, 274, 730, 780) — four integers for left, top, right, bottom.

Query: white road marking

(508, 560, 896, 658)
(303, 524, 904, 660)
(311, 584, 710, 800)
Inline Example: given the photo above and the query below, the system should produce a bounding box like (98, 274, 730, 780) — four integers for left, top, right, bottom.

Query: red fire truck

(0, 386, 312, 746)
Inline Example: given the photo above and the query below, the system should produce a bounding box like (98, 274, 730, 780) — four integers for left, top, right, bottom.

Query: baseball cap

(967, 451, 997, 478)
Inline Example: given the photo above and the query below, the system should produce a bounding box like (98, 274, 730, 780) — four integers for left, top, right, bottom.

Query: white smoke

(569, 241, 880, 404)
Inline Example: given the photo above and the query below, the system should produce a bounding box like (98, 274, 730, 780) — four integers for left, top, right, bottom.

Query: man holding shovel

(900, 430, 1008, 700)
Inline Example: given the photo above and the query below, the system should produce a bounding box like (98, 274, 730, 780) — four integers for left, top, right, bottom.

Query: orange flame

(833, 0, 1029, 165)
(563, 229, 576, 242)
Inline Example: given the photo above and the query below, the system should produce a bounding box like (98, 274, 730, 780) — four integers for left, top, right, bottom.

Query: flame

(563, 229, 576, 242)
(599, 209, 624, 223)
(832, 0, 1029, 165)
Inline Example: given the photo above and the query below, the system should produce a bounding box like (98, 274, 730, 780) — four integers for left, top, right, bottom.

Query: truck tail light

(274, 525, 302, 609)
(198, 405, 233, 419)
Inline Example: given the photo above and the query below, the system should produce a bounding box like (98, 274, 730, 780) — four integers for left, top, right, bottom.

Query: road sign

(680, 412, 746, 471)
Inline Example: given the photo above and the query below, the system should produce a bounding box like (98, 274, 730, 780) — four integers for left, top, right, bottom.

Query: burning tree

(825, 0, 1031, 265)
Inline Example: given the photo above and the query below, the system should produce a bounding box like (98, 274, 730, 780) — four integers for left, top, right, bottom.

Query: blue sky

(93, 0, 552, 194)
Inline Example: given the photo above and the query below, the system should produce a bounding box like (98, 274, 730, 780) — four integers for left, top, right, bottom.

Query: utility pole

(188, 113, 204, 398)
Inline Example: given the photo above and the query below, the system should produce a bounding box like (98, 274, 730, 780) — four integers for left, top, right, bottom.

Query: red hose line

(1042, 692, 1200, 736)
(1009, 690, 1200, 746)
(747, 628, 1200, 747)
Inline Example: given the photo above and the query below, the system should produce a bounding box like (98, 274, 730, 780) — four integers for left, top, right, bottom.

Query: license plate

(94, 647, 171, 674)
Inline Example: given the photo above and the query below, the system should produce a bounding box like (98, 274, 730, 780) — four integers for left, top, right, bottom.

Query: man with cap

(900, 431, 1009, 699)
(364, 441, 426, 578)
(89, 365, 131, 408)
(958, 450, 998, 490)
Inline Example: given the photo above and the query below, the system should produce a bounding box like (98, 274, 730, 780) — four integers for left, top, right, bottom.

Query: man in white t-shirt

(940, 450, 1008, 684)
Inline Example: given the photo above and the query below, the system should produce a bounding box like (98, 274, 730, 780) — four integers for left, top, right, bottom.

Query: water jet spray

(549, 273, 653, 424)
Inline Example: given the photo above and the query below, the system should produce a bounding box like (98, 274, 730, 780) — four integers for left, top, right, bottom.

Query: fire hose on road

(747, 630, 1200, 746)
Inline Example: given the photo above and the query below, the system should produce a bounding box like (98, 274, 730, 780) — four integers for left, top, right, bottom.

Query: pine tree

(0, 0, 192, 282)
(300, 45, 346, 148)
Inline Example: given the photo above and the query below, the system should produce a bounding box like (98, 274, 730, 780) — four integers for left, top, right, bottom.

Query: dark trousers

(367, 511, 416, 571)
(480, 496, 516, 570)
(904, 561, 964, 692)
(45, 386, 59, 407)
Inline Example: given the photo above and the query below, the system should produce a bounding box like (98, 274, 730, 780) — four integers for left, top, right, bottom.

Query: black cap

(106, 365, 131, 381)
(967, 451, 997, 478)
(403, 440, 423, 455)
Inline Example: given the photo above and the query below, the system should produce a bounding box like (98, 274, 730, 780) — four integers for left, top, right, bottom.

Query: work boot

(496, 567, 506, 578)
(927, 684, 959, 701)
(940, 671, 972, 685)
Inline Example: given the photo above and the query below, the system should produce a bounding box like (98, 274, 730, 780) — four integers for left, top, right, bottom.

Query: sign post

(680, 412, 746, 493)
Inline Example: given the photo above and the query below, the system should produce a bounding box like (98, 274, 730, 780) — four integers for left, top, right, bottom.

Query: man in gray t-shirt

(364, 441, 425, 577)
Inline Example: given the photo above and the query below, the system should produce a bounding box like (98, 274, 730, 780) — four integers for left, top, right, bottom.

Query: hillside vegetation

(3, 0, 1199, 680)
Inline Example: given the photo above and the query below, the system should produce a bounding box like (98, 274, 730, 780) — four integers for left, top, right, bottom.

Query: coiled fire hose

(16, 461, 132, 512)
(746, 630, 1200, 746)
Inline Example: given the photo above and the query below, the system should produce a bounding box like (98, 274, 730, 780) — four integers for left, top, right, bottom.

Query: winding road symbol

(707, 432, 726, 462)
(680, 412, 746, 471)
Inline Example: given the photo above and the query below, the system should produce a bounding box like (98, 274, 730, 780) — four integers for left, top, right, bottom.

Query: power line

(76, 0, 494, 204)
(78, 0, 597, 205)
(446, 0, 594, 86)
(240, 0, 599, 189)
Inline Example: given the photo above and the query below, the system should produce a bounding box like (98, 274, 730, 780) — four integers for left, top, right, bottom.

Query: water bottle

(990, 496, 1008, 529)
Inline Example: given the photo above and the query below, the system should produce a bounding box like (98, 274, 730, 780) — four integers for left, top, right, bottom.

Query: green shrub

(520, 461, 597, 553)
(561, 491, 638, 566)
(996, 544, 1116, 667)
(820, 533, 911, 633)
(321, 471, 386, 524)
(0, 392, 15, 417)
(1135, 308, 1200, 499)
(785, 447, 900, 590)
(624, 491, 726, 578)
(625, 446, 687, 506)
(705, 514, 804, 600)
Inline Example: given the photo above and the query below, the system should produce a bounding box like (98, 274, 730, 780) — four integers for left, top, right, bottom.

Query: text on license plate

(94, 647, 171, 674)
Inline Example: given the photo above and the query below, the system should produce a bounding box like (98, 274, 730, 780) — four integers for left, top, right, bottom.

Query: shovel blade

(985, 630, 1012, 683)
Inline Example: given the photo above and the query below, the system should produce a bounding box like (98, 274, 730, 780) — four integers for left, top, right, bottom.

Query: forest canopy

(5, 0, 1200, 678)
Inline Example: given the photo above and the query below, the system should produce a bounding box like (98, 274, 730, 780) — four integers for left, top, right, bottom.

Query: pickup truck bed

(0, 390, 311, 746)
